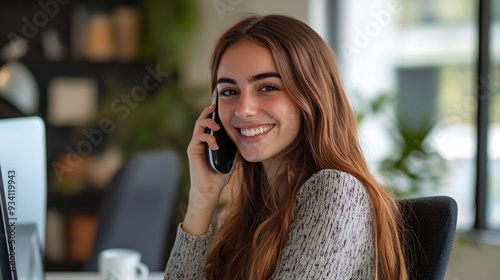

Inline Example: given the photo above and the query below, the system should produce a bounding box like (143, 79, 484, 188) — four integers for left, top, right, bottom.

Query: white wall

(181, 0, 309, 88)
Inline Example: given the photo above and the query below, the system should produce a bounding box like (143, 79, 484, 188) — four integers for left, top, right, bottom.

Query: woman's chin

(238, 150, 266, 163)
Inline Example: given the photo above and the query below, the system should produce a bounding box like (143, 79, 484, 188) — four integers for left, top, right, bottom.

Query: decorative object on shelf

(47, 77, 98, 126)
(71, 4, 88, 61)
(0, 39, 39, 115)
(0, 61, 39, 115)
(85, 13, 116, 61)
(73, 4, 141, 63)
(41, 29, 65, 61)
(112, 6, 140, 62)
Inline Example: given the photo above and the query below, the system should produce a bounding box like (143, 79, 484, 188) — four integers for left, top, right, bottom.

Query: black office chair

(399, 196, 458, 280)
(87, 149, 181, 271)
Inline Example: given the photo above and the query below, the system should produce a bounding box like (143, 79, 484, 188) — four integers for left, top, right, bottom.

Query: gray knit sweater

(164, 169, 375, 279)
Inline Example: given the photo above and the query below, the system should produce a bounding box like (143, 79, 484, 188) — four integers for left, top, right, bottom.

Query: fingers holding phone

(205, 89, 237, 174)
(183, 90, 237, 236)
(197, 104, 221, 150)
(187, 89, 237, 188)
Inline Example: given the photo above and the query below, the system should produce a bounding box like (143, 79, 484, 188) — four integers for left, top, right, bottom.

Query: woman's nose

(234, 91, 257, 119)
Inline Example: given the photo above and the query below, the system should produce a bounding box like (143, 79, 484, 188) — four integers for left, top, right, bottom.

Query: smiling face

(216, 40, 301, 172)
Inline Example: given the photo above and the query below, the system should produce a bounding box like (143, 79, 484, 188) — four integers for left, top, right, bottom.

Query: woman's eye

(220, 89, 238, 96)
(261, 85, 277, 92)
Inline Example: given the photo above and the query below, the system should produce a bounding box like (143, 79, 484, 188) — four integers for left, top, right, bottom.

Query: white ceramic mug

(98, 248, 149, 280)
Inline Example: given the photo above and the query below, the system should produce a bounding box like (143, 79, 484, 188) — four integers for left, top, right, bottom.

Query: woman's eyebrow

(248, 72, 281, 83)
(216, 72, 281, 85)
(216, 77, 236, 85)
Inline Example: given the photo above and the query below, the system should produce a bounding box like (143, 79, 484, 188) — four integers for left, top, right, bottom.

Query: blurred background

(0, 0, 498, 278)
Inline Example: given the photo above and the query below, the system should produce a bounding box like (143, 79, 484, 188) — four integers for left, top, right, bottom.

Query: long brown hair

(206, 14, 407, 280)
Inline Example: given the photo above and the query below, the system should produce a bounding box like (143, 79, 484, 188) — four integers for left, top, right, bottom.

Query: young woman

(165, 14, 408, 279)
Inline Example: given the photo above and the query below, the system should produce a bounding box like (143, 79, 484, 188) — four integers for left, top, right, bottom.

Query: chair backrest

(87, 149, 181, 271)
(399, 196, 458, 280)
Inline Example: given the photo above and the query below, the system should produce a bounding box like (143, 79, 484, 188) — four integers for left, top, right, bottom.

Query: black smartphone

(206, 89, 237, 174)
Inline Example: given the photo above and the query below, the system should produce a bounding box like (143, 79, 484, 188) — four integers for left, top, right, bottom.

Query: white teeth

(240, 125, 273, 137)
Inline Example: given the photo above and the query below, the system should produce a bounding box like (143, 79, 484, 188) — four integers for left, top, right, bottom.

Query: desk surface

(46, 271, 164, 280)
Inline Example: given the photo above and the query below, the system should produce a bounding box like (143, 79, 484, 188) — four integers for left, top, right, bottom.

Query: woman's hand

(183, 103, 234, 236)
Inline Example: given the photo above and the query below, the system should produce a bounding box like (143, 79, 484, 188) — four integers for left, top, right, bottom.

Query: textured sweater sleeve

(270, 169, 375, 279)
(163, 224, 212, 280)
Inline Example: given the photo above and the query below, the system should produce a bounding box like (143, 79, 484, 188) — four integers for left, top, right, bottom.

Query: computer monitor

(0, 117, 46, 248)
(0, 116, 46, 279)
(13, 223, 43, 280)
(0, 164, 18, 280)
